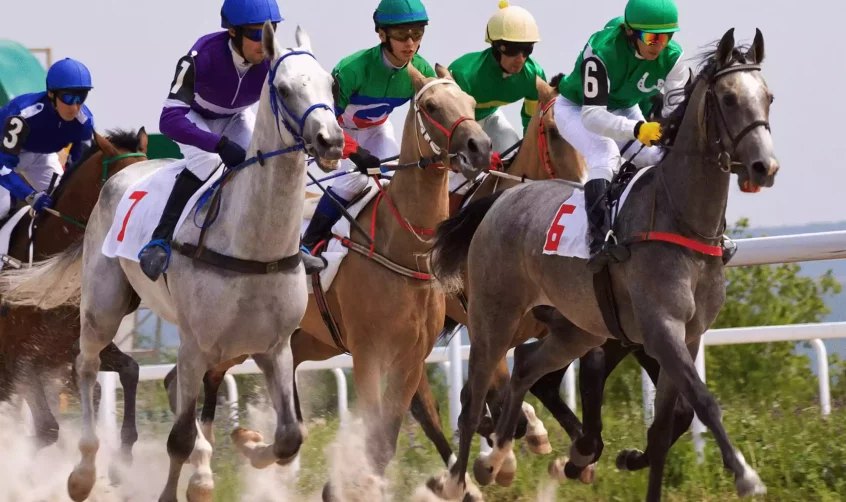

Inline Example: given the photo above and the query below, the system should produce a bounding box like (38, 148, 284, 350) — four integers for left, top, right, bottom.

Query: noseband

(268, 50, 334, 148)
(705, 63, 771, 172)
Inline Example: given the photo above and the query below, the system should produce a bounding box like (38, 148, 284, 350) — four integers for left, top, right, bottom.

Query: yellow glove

(635, 121, 662, 146)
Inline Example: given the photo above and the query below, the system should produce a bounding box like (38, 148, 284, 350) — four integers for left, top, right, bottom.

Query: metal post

(810, 339, 831, 416)
(223, 374, 239, 429)
(564, 363, 577, 413)
(97, 372, 118, 440)
(641, 368, 656, 427)
(332, 368, 349, 424)
(692, 344, 707, 463)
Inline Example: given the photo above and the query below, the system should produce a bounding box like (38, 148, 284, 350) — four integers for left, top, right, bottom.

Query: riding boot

(138, 169, 204, 281)
(584, 178, 613, 273)
(299, 189, 351, 274)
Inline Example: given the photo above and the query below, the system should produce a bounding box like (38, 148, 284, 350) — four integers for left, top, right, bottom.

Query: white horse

(0, 22, 344, 502)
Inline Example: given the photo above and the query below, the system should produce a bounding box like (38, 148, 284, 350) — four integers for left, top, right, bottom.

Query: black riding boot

(138, 169, 204, 281)
(584, 178, 613, 273)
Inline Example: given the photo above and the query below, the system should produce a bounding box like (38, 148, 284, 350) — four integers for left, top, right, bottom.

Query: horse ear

(407, 62, 426, 91)
(262, 20, 278, 61)
(536, 75, 555, 104)
(295, 25, 312, 53)
(434, 63, 451, 80)
(715, 28, 736, 67)
(136, 127, 148, 153)
(94, 132, 118, 158)
(746, 28, 765, 64)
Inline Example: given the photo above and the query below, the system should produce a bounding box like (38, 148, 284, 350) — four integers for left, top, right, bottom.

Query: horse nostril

(316, 132, 329, 150)
(467, 138, 479, 154)
(751, 161, 768, 177)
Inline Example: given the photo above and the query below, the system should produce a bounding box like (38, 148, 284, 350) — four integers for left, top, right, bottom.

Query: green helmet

(374, 0, 429, 29)
(624, 0, 679, 34)
(604, 16, 624, 30)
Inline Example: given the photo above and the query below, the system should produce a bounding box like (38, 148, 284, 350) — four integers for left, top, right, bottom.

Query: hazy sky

(5, 0, 843, 228)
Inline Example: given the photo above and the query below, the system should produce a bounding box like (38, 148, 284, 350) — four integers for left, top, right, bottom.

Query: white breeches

(177, 109, 256, 180)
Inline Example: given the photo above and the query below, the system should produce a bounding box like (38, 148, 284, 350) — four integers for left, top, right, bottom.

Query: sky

(3, 0, 843, 228)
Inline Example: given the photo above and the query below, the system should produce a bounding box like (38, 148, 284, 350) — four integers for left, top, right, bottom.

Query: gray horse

(425, 29, 777, 502)
(0, 23, 344, 502)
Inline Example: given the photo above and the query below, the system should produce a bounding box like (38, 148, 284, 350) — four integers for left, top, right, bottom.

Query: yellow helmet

(485, 0, 540, 44)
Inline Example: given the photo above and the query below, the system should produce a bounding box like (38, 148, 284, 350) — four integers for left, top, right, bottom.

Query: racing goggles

(496, 42, 534, 58)
(241, 23, 278, 42)
(385, 26, 426, 42)
(635, 30, 673, 46)
(57, 90, 88, 106)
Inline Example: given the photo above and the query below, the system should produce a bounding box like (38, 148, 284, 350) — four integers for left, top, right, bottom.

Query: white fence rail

(93, 231, 846, 455)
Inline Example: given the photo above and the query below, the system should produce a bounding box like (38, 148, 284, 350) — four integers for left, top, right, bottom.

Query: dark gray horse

(424, 28, 777, 502)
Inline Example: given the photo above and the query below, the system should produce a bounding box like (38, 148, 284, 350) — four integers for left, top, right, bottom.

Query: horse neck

(19, 151, 107, 259)
(659, 79, 730, 238)
(205, 89, 305, 261)
(379, 106, 450, 260)
(508, 112, 544, 179)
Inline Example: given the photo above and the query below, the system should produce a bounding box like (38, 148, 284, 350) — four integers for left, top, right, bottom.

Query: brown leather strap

(172, 241, 301, 274)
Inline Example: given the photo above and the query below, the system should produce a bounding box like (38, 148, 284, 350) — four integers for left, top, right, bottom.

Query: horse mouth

(736, 167, 774, 193)
(451, 151, 483, 182)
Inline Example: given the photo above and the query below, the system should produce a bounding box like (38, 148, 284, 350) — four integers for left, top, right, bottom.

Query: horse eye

(424, 101, 437, 114)
(769, 95, 775, 104)
(277, 85, 289, 99)
(722, 93, 738, 107)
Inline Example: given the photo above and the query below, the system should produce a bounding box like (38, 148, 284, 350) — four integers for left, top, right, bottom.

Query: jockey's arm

(658, 57, 689, 117)
(331, 64, 360, 117)
(521, 65, 546, 132)
(579, 56, 641, 142)
(0, 103, 35, 200)
(159, 55, 222, 153)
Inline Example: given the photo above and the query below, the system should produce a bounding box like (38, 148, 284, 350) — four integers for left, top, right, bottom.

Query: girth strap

(171, 241, 301, 274)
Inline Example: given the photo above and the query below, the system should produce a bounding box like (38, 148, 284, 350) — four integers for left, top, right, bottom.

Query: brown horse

(0, 129, 148, 465)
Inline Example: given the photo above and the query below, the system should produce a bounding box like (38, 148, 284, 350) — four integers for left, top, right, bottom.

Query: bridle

(411, 78, 474, 170)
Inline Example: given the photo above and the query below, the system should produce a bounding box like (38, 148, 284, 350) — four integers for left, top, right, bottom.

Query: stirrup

(138, 239, 172, 271)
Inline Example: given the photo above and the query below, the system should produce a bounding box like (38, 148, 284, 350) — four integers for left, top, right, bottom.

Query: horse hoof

(579, 463, 596, 485)
(473, 456, 496, 487)
(736, 468, 767, 497)
(615, 449, 643, 471)
(186, 474, 214, 502)
(231, 427, 263, 446)
(495, 450, 517, 487)
(526, 433, 552, 455)
(563, 459, 586, 481)
(67, 465, 96, 502)
(548, 457, 567, 480)
(569, 440, 596, 468)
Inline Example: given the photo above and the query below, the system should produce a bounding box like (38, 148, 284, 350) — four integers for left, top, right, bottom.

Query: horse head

(407, 63, 492, 182)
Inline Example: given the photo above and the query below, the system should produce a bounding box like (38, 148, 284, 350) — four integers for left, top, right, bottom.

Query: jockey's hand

(215, 136, 247, 168)
(634, 121, 662, 147)
(348, 147, 381, 174)
(25, 191, 53, 214)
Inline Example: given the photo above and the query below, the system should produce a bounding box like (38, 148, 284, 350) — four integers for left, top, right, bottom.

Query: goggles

(385, 26, 425, 42)
(240, 23, 278, 42)
(496, 42, 534, 58)
(635, 30, 673, 47)
(57, 90, 88, 106)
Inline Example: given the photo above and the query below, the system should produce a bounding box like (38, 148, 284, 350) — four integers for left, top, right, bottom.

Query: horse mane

(548, 73, 565, 89)
(51, 129, 141, 202)
(659, 43, 751, 144)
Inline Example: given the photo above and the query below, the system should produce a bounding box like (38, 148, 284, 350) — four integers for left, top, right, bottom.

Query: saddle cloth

(101, 159, 223, 262)
(301, 176, 384, 293)
(542, 165, 653, 258)
(0, 207, 33, 272)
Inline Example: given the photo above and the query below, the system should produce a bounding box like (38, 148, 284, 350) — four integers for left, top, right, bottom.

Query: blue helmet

(46, 58, 93, 91)
(220, 0, 283, 28)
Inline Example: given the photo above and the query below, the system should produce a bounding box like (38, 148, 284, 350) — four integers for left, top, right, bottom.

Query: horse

(0, 23, 345, 502)
(425, 29, 777, 502)
(0, 129, 147, 464)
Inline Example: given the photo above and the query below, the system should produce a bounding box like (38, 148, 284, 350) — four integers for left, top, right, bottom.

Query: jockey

(554, 0, 689, 271)
(138, 0, 328, 280)
(0, 58, 95, 218)
(448, 1, 546, 154)
(300, 0, 436, 251)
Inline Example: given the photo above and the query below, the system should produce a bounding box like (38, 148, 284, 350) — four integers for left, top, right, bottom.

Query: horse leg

(410, 369, 455, 467)
(640, 370, 681, 502)
(160, 338, 213, 502)
(477, 325, 600, 489)
(98, 342, 139, 481)
(20, 360, 60, 449)
(617, 347, 695, 472)
(231, 342, 302, 469)
(370, 362, 425, 475)
(68, 260, 135, 502)
(641, 329, 765, 497)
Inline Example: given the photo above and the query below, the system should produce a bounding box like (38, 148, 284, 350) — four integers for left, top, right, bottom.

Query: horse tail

(428, 191, 505, 295)
(0, 239, 84, 309)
